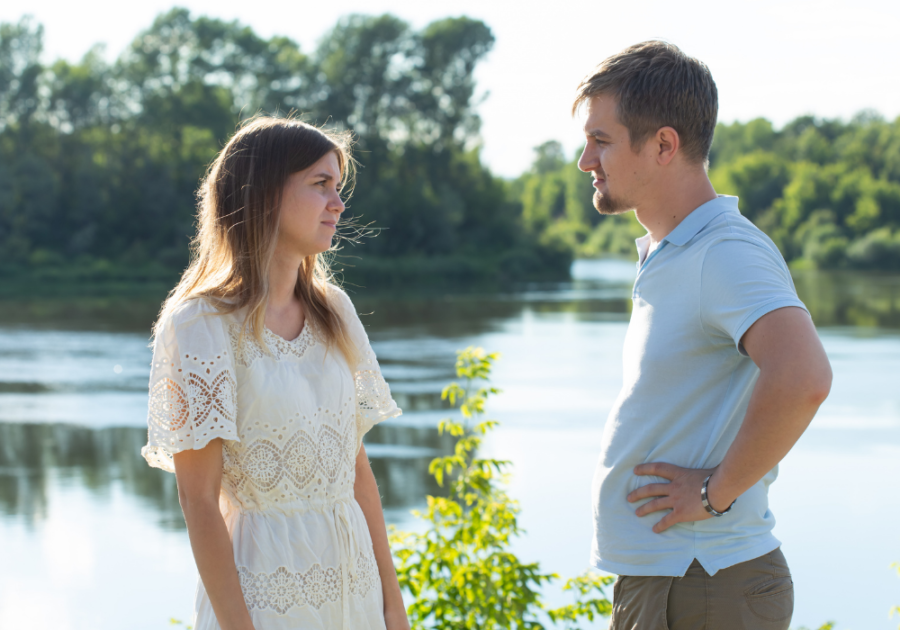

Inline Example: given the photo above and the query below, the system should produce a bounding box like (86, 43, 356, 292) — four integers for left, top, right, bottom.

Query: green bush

(390, 347, 612, 629)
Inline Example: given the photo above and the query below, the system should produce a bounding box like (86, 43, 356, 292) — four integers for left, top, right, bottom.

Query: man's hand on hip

(627, 462, 727, 533)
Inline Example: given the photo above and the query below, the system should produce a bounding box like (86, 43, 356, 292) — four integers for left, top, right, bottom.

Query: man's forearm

(707, 360, 831, 512)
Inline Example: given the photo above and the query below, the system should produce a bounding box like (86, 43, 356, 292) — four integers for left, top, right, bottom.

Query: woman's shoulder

(157, 296, 241, 341)
(324, 282, 357, 314)
(165, 296, 223, 326)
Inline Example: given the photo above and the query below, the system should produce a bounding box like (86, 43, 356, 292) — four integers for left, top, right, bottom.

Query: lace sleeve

(331, 286, 402, 452)
(141, 299, 239, 473)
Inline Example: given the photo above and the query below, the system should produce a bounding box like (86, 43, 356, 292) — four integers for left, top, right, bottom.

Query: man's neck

(633, 173, 718, 244)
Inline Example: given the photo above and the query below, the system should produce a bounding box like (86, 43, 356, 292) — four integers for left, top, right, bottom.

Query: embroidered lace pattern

(238, 551, 380, 614)
(228, 322, 316, 368)
(144, 329, 239, 471)
(355, 368, 395, 418)
(353, 350, 401, 446)
(221, 409, 358, 509)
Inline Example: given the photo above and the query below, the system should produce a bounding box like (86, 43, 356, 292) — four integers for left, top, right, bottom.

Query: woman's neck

(265, 252, 305, 339)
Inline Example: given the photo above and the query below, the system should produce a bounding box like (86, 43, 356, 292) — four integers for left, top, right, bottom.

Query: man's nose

(577, 145, 597, 173)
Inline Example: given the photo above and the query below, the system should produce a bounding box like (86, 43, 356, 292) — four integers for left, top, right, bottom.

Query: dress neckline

(264, 320, 308, 344)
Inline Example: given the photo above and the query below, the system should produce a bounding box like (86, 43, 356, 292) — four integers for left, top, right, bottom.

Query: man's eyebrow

(584, 128, 612, 139)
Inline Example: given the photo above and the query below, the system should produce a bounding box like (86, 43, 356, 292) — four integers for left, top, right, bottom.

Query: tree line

(0, 10, 569, 291)
(517, 113, 900, 270)
(3, 10, 899, 295)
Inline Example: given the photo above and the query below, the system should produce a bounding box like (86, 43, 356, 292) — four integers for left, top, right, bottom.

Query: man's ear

(655, 126, 680, 166)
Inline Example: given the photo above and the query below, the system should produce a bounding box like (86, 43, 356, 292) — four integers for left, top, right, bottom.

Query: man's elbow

(806, 361, 833, 409)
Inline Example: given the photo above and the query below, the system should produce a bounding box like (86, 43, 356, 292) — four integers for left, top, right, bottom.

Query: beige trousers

(609, 548, 794, 630)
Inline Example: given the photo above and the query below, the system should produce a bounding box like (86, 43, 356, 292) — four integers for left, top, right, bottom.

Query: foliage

(515, 112, 900, 270)
(389, 347, 612, 629)
(0, 12, 570, 291)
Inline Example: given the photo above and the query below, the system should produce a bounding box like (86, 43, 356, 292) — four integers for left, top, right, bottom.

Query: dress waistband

(223, 492, 356, 516)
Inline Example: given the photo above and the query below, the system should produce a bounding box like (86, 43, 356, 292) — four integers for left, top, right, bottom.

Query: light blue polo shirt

(591, 195, 808, 577)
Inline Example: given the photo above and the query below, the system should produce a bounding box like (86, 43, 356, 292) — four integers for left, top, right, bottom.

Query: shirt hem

(590, 534, 782, 577)
(696, 535, 782, 576)
(734, 298, 808, 355)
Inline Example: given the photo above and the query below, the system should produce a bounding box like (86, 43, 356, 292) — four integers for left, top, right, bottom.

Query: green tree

(521, 112, 900, 270)
(390, 347, 612, 629)
(0, 11, 572, 289)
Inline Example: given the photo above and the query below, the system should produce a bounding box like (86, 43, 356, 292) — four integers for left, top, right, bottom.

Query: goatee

(593, 190, 632, 215)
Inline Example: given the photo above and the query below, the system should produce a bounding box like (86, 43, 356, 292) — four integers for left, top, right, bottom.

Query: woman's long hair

(155, 115, 358, 365)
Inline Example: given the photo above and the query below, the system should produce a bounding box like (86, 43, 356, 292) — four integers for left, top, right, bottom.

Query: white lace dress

(141, 287, 401, 630)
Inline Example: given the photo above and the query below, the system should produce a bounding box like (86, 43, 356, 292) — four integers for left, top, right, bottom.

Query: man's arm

(628, 306, 832, 532)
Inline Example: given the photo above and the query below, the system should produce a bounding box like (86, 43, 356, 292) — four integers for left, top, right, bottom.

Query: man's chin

(593, 192, 632, 215)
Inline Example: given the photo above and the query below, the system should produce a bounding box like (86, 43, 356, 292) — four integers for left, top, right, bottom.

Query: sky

(3, 0, 899, 177)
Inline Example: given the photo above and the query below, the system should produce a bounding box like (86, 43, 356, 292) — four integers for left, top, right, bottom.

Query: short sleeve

(141, 299, 239, 473)
(330, 286, 402, 452)
(700, 238, 809, 355)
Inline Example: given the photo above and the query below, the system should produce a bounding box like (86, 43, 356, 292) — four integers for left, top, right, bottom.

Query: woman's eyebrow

(311, 172, 334, 181)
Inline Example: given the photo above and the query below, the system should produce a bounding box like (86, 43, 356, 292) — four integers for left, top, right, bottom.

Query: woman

(141, 116, 410, 630)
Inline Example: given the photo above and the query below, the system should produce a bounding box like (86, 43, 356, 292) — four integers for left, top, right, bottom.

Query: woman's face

(275, 151, 345, 260)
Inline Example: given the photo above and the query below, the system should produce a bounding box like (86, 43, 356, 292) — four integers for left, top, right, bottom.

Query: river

(1, 259, 898, 629)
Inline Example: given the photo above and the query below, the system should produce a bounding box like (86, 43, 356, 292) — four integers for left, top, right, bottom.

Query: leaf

(391, 347, 611, 628)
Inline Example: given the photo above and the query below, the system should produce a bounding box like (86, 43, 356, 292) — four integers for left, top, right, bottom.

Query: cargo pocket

(744, 576, 794, 624)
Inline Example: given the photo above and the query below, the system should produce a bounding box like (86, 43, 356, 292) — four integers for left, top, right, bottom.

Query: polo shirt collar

(662, 195, 740, 247)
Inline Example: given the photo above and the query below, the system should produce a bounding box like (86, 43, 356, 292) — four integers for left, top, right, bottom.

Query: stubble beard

(593, 190, 633, 216)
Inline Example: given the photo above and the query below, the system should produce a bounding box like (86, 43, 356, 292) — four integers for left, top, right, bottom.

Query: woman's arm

(354, 445, 410, 630)
(174, 439, 255, 630)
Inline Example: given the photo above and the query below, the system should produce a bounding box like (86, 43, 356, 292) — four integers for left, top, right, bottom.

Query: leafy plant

(389, 346, 612, 629)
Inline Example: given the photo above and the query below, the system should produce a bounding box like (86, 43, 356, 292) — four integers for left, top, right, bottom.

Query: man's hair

(572, 40, 718, 166)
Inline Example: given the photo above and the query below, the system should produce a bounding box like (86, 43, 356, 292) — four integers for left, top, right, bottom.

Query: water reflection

(3, 264, 899, 333)
(0, 423, 182, 529)
(793, 270, 900, 329)
(0, 422, 454, 528)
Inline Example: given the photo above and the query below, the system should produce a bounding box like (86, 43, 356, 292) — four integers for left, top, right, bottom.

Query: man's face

(577, 95, 651, 215)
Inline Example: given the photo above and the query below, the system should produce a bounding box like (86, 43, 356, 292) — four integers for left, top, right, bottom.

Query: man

(575, 41, 832, 629)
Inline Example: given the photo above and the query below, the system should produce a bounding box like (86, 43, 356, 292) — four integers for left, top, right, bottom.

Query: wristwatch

(701, 474, 735, 517)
